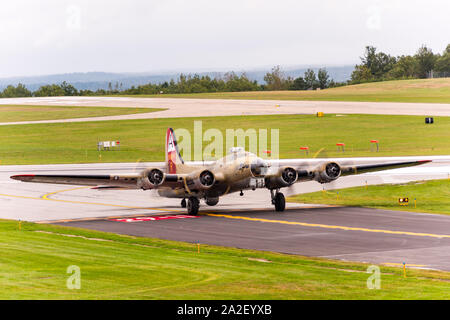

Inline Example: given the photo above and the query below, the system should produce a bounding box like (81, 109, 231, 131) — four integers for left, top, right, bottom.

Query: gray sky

(0, 0, 449, 78)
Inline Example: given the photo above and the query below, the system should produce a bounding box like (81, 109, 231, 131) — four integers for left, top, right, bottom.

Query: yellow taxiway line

(2, 188, 450, 240)
(40, 186, 183, 213)
(205, 213, 450, 239)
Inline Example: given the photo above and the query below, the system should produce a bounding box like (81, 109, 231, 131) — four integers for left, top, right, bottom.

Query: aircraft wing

(10, 171, 189, 190)
(10, 173, 142, 189)
(265, 157, 432, 184)
(339, 160, 431, 175)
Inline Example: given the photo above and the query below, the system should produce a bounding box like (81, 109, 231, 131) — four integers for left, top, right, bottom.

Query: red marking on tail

(166, 128, 178, 174)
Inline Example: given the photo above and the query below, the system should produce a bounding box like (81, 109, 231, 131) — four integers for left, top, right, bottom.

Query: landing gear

(187, 197, 200, 215)
(205, 197, 219, 206)
(181, 198, 186, 208)
(270, 189, 285, 212)
(274, 193, 286, 212)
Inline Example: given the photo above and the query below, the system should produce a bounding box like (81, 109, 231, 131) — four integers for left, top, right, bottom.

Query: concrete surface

(1, 96, 450, 125)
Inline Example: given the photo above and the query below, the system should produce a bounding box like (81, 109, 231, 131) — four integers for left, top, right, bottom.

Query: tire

(187, 197, 200, 215)
(181, 199, 186, 208)
(205, 197, 219, 206)
(274, 192, 285, 212)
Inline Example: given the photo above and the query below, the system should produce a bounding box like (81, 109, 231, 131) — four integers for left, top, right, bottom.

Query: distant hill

(0, 66, 353, 91)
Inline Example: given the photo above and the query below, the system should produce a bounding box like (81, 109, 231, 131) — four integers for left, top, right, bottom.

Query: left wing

(265, 157, 431, 184)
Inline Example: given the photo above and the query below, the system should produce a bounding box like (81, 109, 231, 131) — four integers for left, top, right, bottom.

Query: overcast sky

(0, 0, 449, 78)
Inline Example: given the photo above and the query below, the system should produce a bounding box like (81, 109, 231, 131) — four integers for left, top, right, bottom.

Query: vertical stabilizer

(166, 128, 184, 174)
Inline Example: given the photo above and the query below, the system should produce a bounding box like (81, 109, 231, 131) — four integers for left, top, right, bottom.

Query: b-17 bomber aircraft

(11, 128, 431, 215)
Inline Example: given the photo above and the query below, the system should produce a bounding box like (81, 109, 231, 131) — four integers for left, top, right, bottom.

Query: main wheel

(274, 192, 285, 212)
(187, 197, 200, 215)
(205, 197, 219, 206)
(181, 198, 186, 208)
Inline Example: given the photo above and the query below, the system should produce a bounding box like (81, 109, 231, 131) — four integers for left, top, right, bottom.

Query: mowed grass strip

(0, 219, 449, 299)
(117, 78, 450, 103)
(289, 179, 450, 215)
(1, 113, 450, 164)
(0, 105, 163, 122)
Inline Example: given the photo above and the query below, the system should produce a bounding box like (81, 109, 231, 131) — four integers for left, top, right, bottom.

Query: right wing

(10, 170, 188, 190)
(10, 173, 142, 188)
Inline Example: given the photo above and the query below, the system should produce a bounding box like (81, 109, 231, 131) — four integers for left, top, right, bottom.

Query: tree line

(351, 44, 450, 83)
(1, 44, 448, 98)
(0, 68, 338, 98)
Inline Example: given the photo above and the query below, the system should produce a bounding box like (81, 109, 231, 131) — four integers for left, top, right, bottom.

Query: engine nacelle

(314, 162, 341, 184)
(138, 168, 165, 190)
(265, 167, 298, 189)
(186, 170, 215, 190)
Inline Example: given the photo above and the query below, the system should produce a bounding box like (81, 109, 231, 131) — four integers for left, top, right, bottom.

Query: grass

(0, 105, 162, 122)
(117, 78, 450, 104)
(1, 113, 450, 165)
(289, 179, 450, 215)
(1, 219, 449, 299)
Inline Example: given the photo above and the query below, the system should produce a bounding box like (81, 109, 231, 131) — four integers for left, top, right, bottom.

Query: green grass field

(118, 78, 450, 103)
(289, 179, 450, 216)
(0, 105, 162, 122)
(1, 219, 449, 299)
(1, 113, 450, 165)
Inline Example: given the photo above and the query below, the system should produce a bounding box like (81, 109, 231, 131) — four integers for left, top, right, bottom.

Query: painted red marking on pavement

(111, 215, 199, 223)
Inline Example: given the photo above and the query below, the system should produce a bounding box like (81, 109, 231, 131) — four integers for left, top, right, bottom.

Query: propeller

(148, 169, 164, 185)
(199, 170, 215, 187)
(325, 162, 341, 179)
(281, 167, 298, 185)
(315, 148, 339, 192)
(284, 146, 352, 196)
(134, 157, 160, 198)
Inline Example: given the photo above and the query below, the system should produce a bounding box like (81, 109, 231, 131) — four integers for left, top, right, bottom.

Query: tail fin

(166, 128, 184, 174)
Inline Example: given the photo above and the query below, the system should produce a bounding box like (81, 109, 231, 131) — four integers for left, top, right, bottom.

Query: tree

(434, 44, 450, 73)
(351, 65, 373, 83)
(60, 81, 78, 96)
(304, 69, 317, 89)
(358, 46, 396, 79)
(414, 45, 436, 78)
(289, 77, 307, 90)
(224, 72, 259, 92)
(360, 46, 377, 74)
(33, 84, 65, 97)
(386, 55, 417, 79)
(373, 52, 396, 78)
(317, 68, 330, 89)
(1, 83, 32, 97)
(264, 65, 289, 90)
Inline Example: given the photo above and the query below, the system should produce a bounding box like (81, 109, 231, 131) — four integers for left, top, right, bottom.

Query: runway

(57, 206, 450, 271)
(1, 96, 450, 125)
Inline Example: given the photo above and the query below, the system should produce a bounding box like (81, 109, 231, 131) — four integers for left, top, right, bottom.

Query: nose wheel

(271, 189, 286, 212)
(187, 197, 200, 215)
